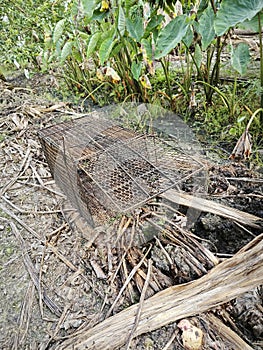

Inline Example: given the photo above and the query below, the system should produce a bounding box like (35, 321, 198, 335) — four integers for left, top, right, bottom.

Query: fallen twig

(205, 313, 254, 350)
(10, 222, 62, 317)
(0, 146, 32, 196)
(0, 203, 41, 240)
(1, 195, 61, 215)
(54, 233, 263, 350)
(162, 189, 263, 228)
(11, 281, 35, 350)
(105, 245, 152, 318)
(125, 259, 152, 350)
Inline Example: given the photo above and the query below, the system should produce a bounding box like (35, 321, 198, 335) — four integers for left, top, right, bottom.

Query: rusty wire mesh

(38, 113, 204, 227)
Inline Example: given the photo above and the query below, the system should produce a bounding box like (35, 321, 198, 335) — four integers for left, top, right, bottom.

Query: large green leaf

(118, 6, 126, 36)
(131, 61, 142, 81)
(198, 0, 210, 13)
(81, 0, 98, 19)
(194, 44, 202, 69)
(99, 36, 115, 65)
(141, 38, 153, 61)
(155, 15, 189, 60)
(60, 41, 74, 63)
(126, 17, 144, 42)
(144, 14, 164, 38)
(238, 12, 263, 32)
(182, 26, 194, 48)
(53, 19, 66, 44)
(86, 32, 101, 58)
(231, 43, 250, 75)
(198, 5, 215, 50)
(215, 0, 263, 36)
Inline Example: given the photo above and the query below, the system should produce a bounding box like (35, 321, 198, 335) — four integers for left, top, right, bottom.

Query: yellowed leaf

(139, 74, 152, 89)
(100, 0, 109, 12)
(141, 44, 155, 76)
(96, 67, 121, 83)
(105, 67, 121, 83)
(96, 68, 105, 81)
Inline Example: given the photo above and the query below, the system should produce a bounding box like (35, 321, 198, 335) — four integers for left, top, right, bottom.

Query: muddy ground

(0, 73, 262, 350)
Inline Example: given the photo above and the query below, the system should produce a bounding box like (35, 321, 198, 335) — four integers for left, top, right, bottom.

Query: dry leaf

(139, 74, 152, 89)
(23, 106, 42, 118)
(39, 102, 67, 113)
(175, 1, 183, 16)
(230, 130, 252, 160)
(11, 113, 28, 130)
(90, 260, 107, 279)
(178, 319, 203, 350)
(96, 67, 121, 83)
(96, 68, 104, 81)
(105, 67, 121, 83)
(188, 83, 197, 110)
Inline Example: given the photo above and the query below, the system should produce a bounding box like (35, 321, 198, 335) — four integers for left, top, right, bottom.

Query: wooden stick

(205, 313, 254, 350)
(10, 222, 62, 317)
(162, 189, 263, 228)
(125, 259, 152, 350)
(55, 233, 263, 350)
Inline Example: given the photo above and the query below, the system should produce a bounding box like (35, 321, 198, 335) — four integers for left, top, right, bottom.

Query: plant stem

(258, 13, 263, 125)
(246, 108, 263, 131)
(210, 0, 217, 14)
(160, 58, 172, 103)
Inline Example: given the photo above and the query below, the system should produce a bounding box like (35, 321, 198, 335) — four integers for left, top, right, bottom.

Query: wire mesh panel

(38, 112, 204, 227)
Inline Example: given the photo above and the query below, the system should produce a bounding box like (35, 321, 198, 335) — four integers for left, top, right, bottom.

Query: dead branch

(162, 189, 263, 228)
(55, 233, 263, 350)
(10, 222, 62, 317)
(205, 313, 254, 350)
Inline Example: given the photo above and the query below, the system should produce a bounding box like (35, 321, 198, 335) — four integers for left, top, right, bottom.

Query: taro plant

(214, 0, 263, 118)
(47, 0, 263, 118)
(50, 1, 151, 103)
(150, 0, 263, 114)
(48, 0, 192, 104)
(182, 0, 263, 107)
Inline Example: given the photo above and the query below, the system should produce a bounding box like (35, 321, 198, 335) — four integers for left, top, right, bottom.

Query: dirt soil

(0, 75, 262, 350)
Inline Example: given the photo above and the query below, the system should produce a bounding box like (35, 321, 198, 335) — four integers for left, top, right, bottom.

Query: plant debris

(0, 77, 262, 350)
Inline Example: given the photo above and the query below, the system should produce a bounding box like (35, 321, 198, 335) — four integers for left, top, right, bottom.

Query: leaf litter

(0, 76, 262, 350)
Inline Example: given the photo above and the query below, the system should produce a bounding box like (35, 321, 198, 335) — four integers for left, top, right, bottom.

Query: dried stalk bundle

(55, 234, 263, 350)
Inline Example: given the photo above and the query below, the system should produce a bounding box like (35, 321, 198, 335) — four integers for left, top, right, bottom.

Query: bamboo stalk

(55, 234, 263, 350)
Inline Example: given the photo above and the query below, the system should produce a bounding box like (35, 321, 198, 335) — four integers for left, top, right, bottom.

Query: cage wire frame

(38, 112, 205, 227)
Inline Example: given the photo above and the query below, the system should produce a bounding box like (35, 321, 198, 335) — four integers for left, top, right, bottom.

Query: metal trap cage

(38, 112, 204, 227)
